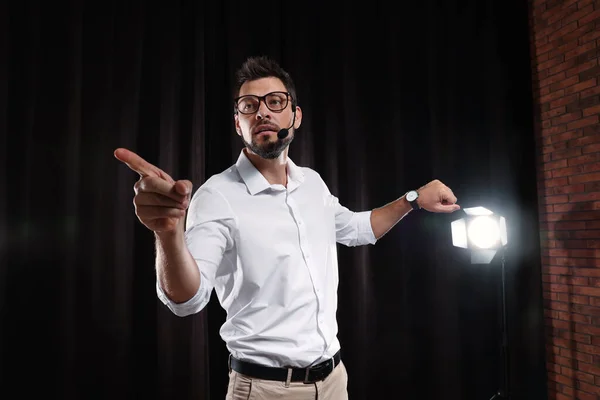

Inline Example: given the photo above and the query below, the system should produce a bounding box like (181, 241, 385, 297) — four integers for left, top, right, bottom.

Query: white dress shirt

(156, 149, 377, 368)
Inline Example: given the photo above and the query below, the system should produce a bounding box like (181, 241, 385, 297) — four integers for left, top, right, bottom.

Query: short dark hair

(233, 56, 298, 108)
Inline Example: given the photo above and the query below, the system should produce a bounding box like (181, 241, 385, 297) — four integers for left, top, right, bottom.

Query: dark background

(0, 1, 548, 399)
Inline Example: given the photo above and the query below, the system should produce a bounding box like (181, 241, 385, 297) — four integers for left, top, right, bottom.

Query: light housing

(451, 206, 508, 264)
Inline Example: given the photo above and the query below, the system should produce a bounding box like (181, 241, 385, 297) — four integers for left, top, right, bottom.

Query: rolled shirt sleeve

(332, 195, 377, 247)
(156, 186, 237, 317)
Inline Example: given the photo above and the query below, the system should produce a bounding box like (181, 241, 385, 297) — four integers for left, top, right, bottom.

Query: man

(114, 56, 460, 399)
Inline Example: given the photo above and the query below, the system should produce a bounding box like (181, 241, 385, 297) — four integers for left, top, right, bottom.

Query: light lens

(468, 216, 500, 249)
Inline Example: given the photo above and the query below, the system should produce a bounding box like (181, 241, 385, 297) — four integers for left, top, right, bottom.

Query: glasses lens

(237, 96, 259, 114)
(265, 93, 288, 111)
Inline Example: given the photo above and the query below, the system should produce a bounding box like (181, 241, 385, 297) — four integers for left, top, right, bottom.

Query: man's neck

(244, 148, 289, 186)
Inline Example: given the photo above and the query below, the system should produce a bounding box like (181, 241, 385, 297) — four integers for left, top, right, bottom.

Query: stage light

(451, 206, 511, 399)
(451, 206, 508, 264)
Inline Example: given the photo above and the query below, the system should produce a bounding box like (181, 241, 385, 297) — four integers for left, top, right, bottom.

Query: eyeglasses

(234, 91, 291, 115)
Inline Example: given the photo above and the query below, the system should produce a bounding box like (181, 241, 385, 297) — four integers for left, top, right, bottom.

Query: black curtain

(1, 1, 548, 399)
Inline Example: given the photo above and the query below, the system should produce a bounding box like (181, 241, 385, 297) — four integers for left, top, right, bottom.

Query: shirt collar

(235, 149, 305, 195)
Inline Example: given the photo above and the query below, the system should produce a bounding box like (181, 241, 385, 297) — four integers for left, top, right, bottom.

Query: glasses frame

(233, 91, 293, 115)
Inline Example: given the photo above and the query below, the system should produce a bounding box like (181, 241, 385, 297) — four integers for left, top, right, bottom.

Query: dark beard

(241, 131, 294, 159)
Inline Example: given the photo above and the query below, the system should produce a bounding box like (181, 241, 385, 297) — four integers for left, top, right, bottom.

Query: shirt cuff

(155, 271, 211, 317)
(357, 210, 377, 245)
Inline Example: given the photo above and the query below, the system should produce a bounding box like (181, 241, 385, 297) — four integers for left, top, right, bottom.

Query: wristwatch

(405, 190, 421, 210)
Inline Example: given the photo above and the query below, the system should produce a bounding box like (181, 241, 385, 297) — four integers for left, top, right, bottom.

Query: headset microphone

(277, 110, 297, 140)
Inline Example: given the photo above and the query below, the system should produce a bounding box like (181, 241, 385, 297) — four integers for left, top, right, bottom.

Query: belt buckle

(303, 359, 334, 384)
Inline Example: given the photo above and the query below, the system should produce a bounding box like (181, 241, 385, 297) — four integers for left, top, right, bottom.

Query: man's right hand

(114, 148, 193, 233)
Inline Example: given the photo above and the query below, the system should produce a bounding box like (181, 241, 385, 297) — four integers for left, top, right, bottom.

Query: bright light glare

(451, 219, 468, 248)
(463, 207, 494, 216)
(468, 216, 500, 249)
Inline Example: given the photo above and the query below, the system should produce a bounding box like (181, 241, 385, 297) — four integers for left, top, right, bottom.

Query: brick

(549, 21, 579, 42)
(570, 192, 600, 202)
(568, 154, 600, 167)
(585, 182, 600, 192)
(554, 165, 584, 178)
(577, 382, 600, 396)
(578, 0, 595, 8)
(582, 143, 600, 154)
(565, 40, 598, 60)
(544, 159, 569, 170)
(579, 27, 600, 45)
(580, 85, 600, 98)
(580, 65, 600, 81)
(552, 111, 583, 125)
(550, 93, 579, 108)
(568, 133, 600, 147)
(554, 202, 592, 212)
(563, 4, 595, 25)
(562, 366, 596, 384)
(557, 292, 590, 304)
(542, 125, 568, 137)
(555, 274, 589, 285)
(538, 51, 550, 64)
(566, 58, 598, 77)
(583, 124, 600, 136)
(570, 304, 600, 316)
(576, 269, 600, 278)
(542, 89, 566, 103)
(573, 286, 600, 297)
(550, 248, 600, 257)
(549, 40, 580, 59)
(558, 22, 596, 45)
(565, 78, 598, 95)
(569, 171, 600, 184)
(545, 194, 570, 204)
(539, 55, 566, 72)
(578, 361, 600, 377)
(551, 75, 580, 91)
(586, 220, 600, 229)
(549, 57, 580, 75)
(552, 256, 600, 267)
(543, 142, 568, 154)
(579, 8, 600, 26)
(569, 95, 600, 113)
(574, 230, 600, 238)
(583, 104, 600, 116)
(543, 2, 577, 23)
(546, 177, 570, 187)
(535, 19, 564, 42)
(575, 47, 599, 64)
(543, 106, 567, 119)
(567, 115, 599, 130)
(542, 71, 568, 87)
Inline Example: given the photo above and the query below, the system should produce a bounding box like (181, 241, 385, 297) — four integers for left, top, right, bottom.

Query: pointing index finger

(114, 148, 174, 183)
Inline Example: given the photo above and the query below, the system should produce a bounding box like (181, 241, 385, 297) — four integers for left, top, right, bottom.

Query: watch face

(407, 191, 418, 201)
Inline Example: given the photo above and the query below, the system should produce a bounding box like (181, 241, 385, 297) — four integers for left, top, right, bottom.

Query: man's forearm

(370, 195, 413, 239)
(155, 229, 200, 304)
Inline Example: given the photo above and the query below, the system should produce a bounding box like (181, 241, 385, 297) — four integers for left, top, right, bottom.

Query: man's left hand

(415, 180, 460, 213)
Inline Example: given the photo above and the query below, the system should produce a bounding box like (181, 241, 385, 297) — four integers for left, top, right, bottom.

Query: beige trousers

(226, 361, 349, 400)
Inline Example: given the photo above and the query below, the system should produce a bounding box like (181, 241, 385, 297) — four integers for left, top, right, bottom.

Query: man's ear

(294, 106, 303, 130)
(234, 114, 242, 136)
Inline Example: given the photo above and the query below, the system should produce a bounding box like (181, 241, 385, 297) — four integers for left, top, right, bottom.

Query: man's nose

(255, 101, 271, 119)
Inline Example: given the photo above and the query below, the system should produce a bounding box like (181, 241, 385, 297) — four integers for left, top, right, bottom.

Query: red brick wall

(529, 0, 600, 398)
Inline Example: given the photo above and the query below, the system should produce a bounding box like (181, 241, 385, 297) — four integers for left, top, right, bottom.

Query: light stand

(450, 207, 510, 400)
(489, 247, 509, 400)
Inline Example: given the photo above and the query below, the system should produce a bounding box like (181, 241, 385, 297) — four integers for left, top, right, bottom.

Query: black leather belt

(229, 351, 341, 383)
